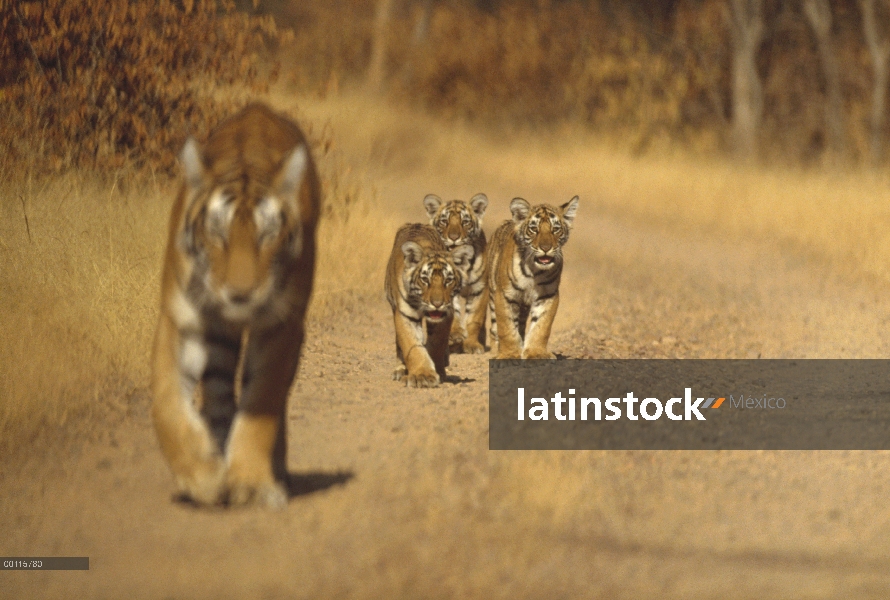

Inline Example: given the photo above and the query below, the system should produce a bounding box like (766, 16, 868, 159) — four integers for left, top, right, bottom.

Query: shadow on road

(286, 470, 354, 498)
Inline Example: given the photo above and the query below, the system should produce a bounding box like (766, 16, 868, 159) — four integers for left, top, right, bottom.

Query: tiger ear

(561, 196, 579, 229)
(275, 145, 308, 208)
(401, 241, 425, 268)
(469, 193, 488, 221)
(423, 194, 442, 220)
(510, 197, 530, 223)
(180, 137, 206, 190)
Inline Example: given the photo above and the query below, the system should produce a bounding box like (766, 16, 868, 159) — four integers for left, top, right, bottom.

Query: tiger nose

(227, 289, 252, 305)
(448, 230, 460, 241)
(540, 240, 553, 252)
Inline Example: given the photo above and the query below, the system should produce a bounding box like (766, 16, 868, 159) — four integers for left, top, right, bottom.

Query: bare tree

(413, 0, 433, 46)
(803, 0, 845, 158)
(861, 0, 890, 164)
(725, 0, 765, 158)
(368, 0, 397, 92)
(401, 0, 434, 85)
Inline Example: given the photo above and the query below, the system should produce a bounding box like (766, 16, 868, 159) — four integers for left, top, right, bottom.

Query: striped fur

(487, 196, 579, 359)
(151, 104, 320, 509)
(422, 193, 489, 353)
(385, 223, 473, 387)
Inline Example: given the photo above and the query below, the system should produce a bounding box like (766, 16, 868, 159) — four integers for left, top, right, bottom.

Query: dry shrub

(0, 0, 290, 173)
(386, 0, 729, 151)
(274, 0, 373, 93)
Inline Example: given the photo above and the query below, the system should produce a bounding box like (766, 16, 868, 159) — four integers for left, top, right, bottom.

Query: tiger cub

(385, 223, 473, 387)
(151, 104, 320, 509)
(487, 196, 579, 359)
(422, 193, 488, 354)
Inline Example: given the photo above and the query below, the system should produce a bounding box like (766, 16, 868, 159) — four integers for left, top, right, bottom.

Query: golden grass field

(3, 90, 890, 453)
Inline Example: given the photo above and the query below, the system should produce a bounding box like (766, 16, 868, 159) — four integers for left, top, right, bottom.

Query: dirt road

(4, 97, 890, 599)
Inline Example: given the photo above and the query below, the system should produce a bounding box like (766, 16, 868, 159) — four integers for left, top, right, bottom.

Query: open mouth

(535, 256, 555, 265)
(426, 310, 447, 321)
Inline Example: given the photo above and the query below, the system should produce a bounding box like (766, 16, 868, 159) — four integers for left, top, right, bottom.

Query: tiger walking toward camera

(385, 224, 473, 387)
(151, 104, 320, 509)
(488, 196, 579, 359)
(422, 193, 489, 354)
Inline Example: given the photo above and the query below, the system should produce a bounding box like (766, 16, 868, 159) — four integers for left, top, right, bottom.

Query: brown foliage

(357, 0, 733, 153)
(0, 0, 289, 173)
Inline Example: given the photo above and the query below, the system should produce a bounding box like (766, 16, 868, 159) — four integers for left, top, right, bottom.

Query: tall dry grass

(0, 170, 169, 450)
(468, 136, 890, 283)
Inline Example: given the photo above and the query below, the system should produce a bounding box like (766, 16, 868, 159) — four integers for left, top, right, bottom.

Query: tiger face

(401, 241, 473, 323)
(510, 196, 579, 271)
(423, 194, 488, 249)
(180, 139, 308, 323)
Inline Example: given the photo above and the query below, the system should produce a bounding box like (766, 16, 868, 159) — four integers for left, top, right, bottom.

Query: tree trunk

(368, 0, 396, 92)
(726, 0, 765, 158)
(413, 0, 433, 45)
(401, 0, 434, 85)
(861, 0, 890, 164)
(804, 0, 845, 158)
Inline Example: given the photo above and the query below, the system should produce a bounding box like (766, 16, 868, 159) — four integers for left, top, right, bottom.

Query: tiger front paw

(404, 369, 440, 388)
(496, 344, 522, 359)
(448, 334, 466, 354)
(392, 365, 408, 381)
(522, 348, 556, 360)
(173, 456, 226, 506)
(462, 339, 486, 354)
(227, 479, 287, 510)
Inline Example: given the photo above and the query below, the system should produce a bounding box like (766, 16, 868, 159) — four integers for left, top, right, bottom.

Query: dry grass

(0, 170, 169, 449)
(471, 138, 890, 283)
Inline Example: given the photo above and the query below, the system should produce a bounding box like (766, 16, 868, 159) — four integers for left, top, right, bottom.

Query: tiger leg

(448, 295, 467, 353)
(493, 291, 523, 359)
(392, 335, 407, 381)
(521, 294, 559, 359)
(488, 295, 498, 352)
(200, 325, 242, 452)
(426, 313, 453, 380)
(462, 284, 488, 354)
(393, 312, 439, 388)
(151, 314, 226, 505)
(225, 320, 303, 509)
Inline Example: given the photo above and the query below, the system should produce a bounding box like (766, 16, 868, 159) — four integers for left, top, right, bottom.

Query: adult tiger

(487, 196, 579, 359)
(422, 193, 488, 354)
(151, 103, 320, 509)
(385, 223, 473, 387)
